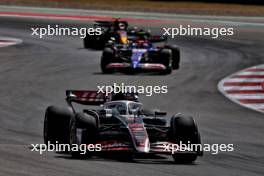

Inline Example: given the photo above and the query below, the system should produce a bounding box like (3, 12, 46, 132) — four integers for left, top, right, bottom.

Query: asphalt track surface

(0, 9, 264, 176)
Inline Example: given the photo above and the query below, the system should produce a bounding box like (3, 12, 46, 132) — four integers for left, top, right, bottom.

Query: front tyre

(160, 49, 172, 75)
(170, 45, 180, 69)
(170, 114, 202, 163)
(83, 35, 93, 48)
(101, 47, 115, 74)
(43, 106, 73, 145)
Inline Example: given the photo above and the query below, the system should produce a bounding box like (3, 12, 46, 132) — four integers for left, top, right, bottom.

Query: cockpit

(103, 101, 143, 116)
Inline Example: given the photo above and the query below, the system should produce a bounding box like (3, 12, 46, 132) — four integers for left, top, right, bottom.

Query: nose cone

(128, 123, 150, 153)
(142, 138, 150, 153)
(133, 61, 138, 68)
(137, 136, 150, 153)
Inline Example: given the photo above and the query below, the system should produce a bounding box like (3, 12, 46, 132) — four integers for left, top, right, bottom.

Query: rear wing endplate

(66, 90, 106, 105)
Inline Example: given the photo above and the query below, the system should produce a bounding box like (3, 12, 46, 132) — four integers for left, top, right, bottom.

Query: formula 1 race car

(83, 19, 161, 49)
(44, 91, 202, 163)
(100, 35, 180, 75)
(83, 19, 128, 49)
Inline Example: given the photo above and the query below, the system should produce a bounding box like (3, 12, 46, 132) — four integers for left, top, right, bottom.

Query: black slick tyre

(101, 47, 115, 74)
(160, 49, 172, 75)
(170, 114, 201, 163)
(43, 106, 73, 145)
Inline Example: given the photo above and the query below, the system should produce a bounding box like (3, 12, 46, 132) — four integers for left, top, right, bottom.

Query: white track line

(223, 86, 262, 90)
(236, 72, 264, 75)
(243, 104, 264, 109)
(228, 95, 264, 99)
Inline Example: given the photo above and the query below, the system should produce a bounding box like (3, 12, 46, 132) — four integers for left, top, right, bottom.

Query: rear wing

(66, 90, 139, 105)
(66, 90, 106, 105)
(94, 20, 128, 29)
(94, 21, 113, 28)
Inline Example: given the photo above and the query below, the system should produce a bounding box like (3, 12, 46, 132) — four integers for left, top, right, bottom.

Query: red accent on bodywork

(66, 90, 106, 105)
(106, 63, 127, 68)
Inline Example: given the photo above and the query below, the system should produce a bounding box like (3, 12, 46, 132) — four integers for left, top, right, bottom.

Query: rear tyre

(43, 106, 73, 145)
(83, 35, 92, 48)
(69, 112, 98, 158)
(170, 114, 201, 163)
(101, 47, 115, 74)
(160, 49, 172, 75)
(170, 45, 180, 69)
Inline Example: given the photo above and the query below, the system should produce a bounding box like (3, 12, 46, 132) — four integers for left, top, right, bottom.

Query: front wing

(106, 62, 166, 71)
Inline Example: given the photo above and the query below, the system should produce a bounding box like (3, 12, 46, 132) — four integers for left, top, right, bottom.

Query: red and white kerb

(218, 64, 264, 113)
(0, 38, 22, 48)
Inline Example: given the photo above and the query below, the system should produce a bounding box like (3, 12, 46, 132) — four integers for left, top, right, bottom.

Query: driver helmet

(119, 23, 126, 30)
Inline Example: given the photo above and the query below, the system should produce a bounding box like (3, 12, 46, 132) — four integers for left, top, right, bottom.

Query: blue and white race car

(100, 33, 180, 75)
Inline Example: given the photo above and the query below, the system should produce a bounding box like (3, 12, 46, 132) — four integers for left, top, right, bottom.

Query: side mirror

(66, 90, 77, 98)
(108, 37, 116, 44)
(154, 111, 167, 117)
(100, 109, 113, 118)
